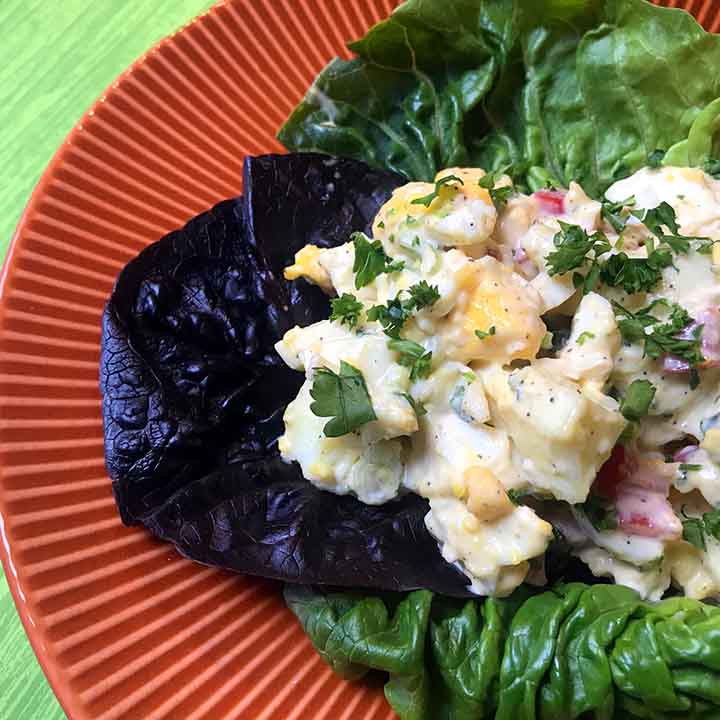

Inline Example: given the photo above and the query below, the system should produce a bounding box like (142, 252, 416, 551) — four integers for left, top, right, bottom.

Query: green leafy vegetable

(478, 171, 514, 208)
(576, 331, 595, 346)
(545, 222, 611, 294)
(310, 361, 377, 437)
(330, 293, 363, 328)
(619, 379, 657, 422)
(613, 300, 705, 369)
(368, 282, 440, 338)
(601, 196, 635, 233)
(405, 281, 440, 311)
(388, 338, 433, 380)
(411, 174, 464, 208)
(287, 583, 720, 720)
(279, 0, 720, 194)
(683, 517, 707, 551)
(474, 326, 496, 340)
(352, 232, 404, 289)
(681, 507, 720, 551)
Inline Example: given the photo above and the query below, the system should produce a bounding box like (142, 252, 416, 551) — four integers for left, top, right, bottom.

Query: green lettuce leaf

(286, 583, 720, 720)
(279, 0, 720, 194)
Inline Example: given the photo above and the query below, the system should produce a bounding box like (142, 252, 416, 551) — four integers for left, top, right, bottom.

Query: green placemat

(0, 2, 214, 717)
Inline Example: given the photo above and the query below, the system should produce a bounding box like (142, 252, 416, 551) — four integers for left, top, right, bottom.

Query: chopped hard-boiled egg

(440, 256, 546, 363)
(482, 361, 624, 503)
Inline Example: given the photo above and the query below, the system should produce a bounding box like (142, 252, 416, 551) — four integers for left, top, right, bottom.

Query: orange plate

(0, 1, 716, 718)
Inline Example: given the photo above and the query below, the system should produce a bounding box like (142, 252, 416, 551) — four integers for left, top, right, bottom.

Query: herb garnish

(411, 174, 464, 208)
(330, 293, 363, 328)
(619, 379, 656, 422)
(613, 299, 704, 368)
(388, 339, 433, 381)
(310, 361, 377, 438)
(681, 507, 720, 551)
(367, 282, 440, 338)
(478, 171, 514, 209)
(601, 196, 635, 233)
(475, 326, 497, 340)
(352, 233, 405, 289)
(545, 222, 612, 294)
(576, 331, 595, 346)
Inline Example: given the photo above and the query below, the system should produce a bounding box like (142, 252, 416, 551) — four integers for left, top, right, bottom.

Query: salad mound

(276, 164, 720, 601)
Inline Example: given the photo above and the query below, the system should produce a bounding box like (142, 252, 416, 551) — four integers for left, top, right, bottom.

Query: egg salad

(275, 164, 720, 600)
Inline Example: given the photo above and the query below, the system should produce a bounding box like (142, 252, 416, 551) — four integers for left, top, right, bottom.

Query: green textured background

(1, 2, 214, 717)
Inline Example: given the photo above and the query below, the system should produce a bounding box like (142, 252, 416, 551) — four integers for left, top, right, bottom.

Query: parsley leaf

(599, 249, 674, 295)
(310, 361, 377, 437)
(619, 379, 656, 422)
(352, 233, 404, 289)
(638, 201, 680, 236)
(388, 338, 433, 380)
(683, 517, 707, 550)
(367, 282, 440, 338)
(329, 293, 363, 329)
(478, 171, 514, 209)
(405, 280, 440, 311)
(367, 296, 409, 338)
(546, 222, 612, 284)
(411, 174, 464, 208)
(400, 392, 427, 418)
(681, 506, 720, 551)
(475, 326, 496, 340)
(576, 331, 595, 346)
(581, 494, 618, 532)
(601, 196, 635, 233)
(613, 300, 705, 370)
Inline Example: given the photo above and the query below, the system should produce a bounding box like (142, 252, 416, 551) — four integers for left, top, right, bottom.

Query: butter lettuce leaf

(279, 0, 720, 194)
(286, 583, 720, 720)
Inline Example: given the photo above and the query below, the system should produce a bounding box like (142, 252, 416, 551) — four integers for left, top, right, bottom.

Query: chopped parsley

(546, 222, 611, 294)
(329, 293, 363, 329)
(613, 299, 704, 368)
(388, 338, 433, 380)
(548, 203, 715, 296)
(367, 282, 440, 338)
(352, 232, 405, 289)
(681, 507, 720, 551)
(478, 171, 514, 209)
(576, 331, 595, 346)
(581, 494, 618, 532)
(619, 379, 656, 422)
(598, 249, 674, 295)
(601, 196, 635, 233)
(400, 392, 427, 418)
(475, 326, 497, 340)
(411, 174, 464, 208)
(310, 361, 377, 438)
(406, 280, 440, 311)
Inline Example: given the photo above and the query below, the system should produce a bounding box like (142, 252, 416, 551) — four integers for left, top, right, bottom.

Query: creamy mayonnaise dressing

(275, 165, 720, 599)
